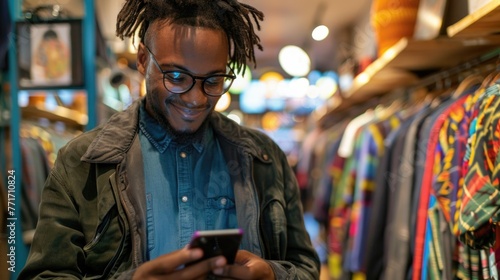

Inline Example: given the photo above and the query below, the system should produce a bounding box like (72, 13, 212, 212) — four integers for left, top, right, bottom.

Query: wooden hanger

(486, 70, 500, 87)
(452, 74, 483, 99)
(478, 54, 500, 88)
(402, 87, 431, 115)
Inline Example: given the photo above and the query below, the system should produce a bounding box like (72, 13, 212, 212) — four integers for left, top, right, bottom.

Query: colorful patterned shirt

(460, 82, 500, 248)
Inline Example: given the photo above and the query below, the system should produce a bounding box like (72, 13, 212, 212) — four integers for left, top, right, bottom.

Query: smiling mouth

(171, 102, 206, 120)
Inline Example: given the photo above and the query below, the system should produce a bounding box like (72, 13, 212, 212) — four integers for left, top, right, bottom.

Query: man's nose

(180, 80, 208, 107)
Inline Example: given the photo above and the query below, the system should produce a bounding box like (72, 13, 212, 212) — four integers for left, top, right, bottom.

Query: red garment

(412, 95, 468, 280)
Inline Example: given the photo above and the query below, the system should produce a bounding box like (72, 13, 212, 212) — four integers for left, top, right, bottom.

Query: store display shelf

(447, 0, 500, 38)
(21, 104, 88, 129)
(337, 35, 500, 111)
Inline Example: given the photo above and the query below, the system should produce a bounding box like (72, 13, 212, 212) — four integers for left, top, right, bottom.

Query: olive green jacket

(19, 100, 320, 279)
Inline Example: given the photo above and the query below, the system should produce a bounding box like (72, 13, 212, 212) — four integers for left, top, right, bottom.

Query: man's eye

(206, 76, 224, 85)
(166, 72, 186, 82)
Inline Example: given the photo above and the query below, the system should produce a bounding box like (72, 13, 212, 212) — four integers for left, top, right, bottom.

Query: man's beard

(146, 92, 209, 144)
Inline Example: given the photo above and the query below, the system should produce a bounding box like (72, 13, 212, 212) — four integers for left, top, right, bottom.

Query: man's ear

(136, 42, 148, 75)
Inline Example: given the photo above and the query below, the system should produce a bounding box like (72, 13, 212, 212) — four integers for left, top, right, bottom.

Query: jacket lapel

(116, 134, 148, 266)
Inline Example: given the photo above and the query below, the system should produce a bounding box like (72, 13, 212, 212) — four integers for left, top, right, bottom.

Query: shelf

(331, 0, 500, 112)
(337, 35, 500, 111)
(21, 104, 88, 129)
(447, 0, 500, 38)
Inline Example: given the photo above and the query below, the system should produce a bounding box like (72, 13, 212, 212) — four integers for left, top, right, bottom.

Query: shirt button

(181, 196, 188, 203)
(220, 198, 227, 205)
(180, 152, 187, 158)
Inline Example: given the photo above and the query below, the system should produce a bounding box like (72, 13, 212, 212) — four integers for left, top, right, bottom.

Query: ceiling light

(278, 45, 311, 77)
(312, 25, 329, 41)
(260, 71, 284, 82)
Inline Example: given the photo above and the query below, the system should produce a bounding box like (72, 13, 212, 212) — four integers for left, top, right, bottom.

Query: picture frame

(15, 19, 84, 89)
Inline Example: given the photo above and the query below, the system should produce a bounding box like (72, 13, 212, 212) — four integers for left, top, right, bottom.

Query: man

(19, 0, 320, 279)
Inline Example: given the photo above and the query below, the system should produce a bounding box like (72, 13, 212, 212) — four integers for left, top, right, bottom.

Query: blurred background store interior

(6, 0, 488, 165)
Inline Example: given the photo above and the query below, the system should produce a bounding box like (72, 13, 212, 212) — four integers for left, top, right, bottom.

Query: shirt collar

(138, 100, 211, 153)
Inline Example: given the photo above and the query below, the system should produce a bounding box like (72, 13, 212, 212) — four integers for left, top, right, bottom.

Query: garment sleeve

(267, 147, 321, 280)
(18, 148, 87, 279)
(19, 142, 136, 279)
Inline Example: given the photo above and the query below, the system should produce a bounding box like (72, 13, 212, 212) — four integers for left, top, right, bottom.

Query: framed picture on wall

(15, 19, 84, 89)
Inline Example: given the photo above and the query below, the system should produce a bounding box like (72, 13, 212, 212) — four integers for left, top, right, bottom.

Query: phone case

(187, 229, 243, 265)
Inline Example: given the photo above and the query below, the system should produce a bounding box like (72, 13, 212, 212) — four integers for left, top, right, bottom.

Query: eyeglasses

(144, 45, 236, 97)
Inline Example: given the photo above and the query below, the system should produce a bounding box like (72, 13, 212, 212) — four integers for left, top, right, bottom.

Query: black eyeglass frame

(144, 45, 237, 97)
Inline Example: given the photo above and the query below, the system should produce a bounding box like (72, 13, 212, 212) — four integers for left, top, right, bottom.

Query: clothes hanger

(420, 73, 454, 108)
(486, 69, 500, 87)
(452, 74, 483, 99)
(402, 87, 431, 115)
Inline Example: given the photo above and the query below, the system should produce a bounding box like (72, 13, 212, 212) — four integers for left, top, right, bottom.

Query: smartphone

(187, 228, 243, 265)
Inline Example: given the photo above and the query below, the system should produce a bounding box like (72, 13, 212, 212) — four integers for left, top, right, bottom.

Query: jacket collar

(81, 98, 267, 164)
(209, 112, 269, 162)
(81, 100, 141, 164)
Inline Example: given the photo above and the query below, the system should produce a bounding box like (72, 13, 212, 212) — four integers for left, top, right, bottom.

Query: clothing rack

(306, 70, 500, 279)
(411, 47, 500, 92)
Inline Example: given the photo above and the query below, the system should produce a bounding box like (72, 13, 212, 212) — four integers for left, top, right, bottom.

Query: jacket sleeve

(18, 143, 136, 279)
(266, 147, 321, 280)
(18, 148, 88, 279)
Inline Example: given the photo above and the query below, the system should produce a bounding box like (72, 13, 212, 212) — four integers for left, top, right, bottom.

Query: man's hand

(212, 250, 276, 280)
(132, 247, 227, 280)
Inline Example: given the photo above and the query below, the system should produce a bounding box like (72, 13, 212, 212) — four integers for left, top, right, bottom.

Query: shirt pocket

(205, 196, 237, 229)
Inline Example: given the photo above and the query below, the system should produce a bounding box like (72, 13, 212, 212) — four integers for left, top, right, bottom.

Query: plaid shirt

(460, 82, 500, 248)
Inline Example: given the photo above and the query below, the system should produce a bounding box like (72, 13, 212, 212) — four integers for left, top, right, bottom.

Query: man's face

(137, 21, 229, 135)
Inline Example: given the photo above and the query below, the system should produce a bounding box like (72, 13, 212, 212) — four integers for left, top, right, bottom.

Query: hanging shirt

(312, 123, 346, 225)
(337, 110, 375, 158)
(138, 101, 237, 260)
(423, 86, 481, 279)
(459, 84, 500, 279)
(382, 104, 434, 280)
(460, 82, 500, 246)
(329, 118, 369, 279)
(345, 113, 402, 273)
(413, 89, 478, 280)
(458, 81, 500, 279)
(365, 110, 420, 280)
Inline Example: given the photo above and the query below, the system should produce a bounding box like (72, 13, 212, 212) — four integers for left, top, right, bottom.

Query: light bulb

(312, 25, 329, 41)
(278, 45, 311, 77)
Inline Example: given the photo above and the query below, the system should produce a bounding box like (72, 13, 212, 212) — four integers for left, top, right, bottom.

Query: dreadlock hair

(116, 0, 264, 74)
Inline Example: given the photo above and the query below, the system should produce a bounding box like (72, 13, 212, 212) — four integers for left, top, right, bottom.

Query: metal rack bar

(412, 47, 500, 91)
(83, 0, 96, 129)
(7, 0, 29, 278)
(6, 1, 97, 279)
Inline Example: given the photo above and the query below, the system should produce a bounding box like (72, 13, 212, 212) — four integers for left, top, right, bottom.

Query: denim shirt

(138, 102, 237, 260)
